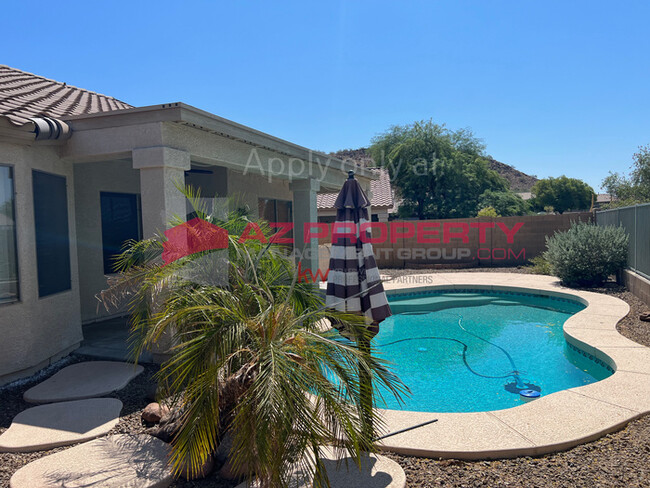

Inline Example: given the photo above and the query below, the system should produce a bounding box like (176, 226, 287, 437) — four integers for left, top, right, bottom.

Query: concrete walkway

(75, 316, 153, 363)
(23, 361, 144, 404)
(235, 449, 406, 488)
(375, 272, 650, 459)
(0, 398, 122, 452)
(7, 363, 172, 487)
(10, 434, 172, 488)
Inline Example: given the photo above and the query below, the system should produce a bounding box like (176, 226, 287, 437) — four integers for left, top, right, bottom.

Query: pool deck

(374, 272, 650, 459)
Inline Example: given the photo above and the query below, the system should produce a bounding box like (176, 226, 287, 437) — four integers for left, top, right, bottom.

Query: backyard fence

(596, 203, 650, 280)
(318, 212, 593, 270)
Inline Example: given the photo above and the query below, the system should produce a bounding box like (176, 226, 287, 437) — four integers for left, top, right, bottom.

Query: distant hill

(331, 148, 376, 167)
(331, 148, 538, 192)
(486, 158, 538, 192)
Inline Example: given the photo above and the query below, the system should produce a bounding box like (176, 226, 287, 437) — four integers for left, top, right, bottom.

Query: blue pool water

(372, 290, 613, 413)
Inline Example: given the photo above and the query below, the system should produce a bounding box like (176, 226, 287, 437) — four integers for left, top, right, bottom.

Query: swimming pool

(374, 290, 613, 413)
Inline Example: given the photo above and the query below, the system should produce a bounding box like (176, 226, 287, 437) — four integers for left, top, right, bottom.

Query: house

(0, 64, 375, 384)
(594, 193, 616, 209)
(317, 167, 395, 222)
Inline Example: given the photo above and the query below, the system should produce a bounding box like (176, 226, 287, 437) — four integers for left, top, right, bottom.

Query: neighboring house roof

(0, 65, 132, 126)
(596, 193, 614, 203)
(317, 167, 394, 209)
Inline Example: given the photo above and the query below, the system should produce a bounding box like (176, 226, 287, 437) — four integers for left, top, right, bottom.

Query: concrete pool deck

(373, 272, 650, 459)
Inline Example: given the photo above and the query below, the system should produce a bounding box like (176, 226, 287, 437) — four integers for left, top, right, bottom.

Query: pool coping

(374, 272, 650, 459)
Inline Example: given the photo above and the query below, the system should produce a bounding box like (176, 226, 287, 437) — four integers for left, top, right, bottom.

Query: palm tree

(99, 187, 406, 487)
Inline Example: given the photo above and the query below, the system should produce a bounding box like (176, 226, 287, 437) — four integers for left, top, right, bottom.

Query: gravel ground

(1, 269, 649, 487)
(0, 357, 236, 488)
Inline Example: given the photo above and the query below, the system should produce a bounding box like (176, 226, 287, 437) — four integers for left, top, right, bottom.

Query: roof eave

(61, 102, 377, 181)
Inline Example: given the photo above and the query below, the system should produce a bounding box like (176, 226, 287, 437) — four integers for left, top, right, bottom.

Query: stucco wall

(0, 142, 82, 385)
(74, 160, 141, 323)
(227, 169, 292, 218)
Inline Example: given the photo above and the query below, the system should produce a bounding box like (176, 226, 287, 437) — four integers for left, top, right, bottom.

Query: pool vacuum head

(504, 381, 541, 395)
(519, 389, 541, 401)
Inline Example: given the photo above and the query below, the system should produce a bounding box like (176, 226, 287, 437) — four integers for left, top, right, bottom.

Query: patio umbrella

(325, 170, 392, 439)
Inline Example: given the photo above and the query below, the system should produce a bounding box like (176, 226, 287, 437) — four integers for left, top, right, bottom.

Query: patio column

(132, 146, 191, 237)
(132, 147, 190, 364)
(291, 178, 320, 277)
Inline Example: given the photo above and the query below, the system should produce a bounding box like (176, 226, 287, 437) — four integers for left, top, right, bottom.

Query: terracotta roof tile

(317, 167, 394, 210)
(0, 64, 132, 126)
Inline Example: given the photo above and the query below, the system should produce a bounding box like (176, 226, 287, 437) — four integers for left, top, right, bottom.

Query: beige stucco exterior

(0, 103, 374, 384)
(0, 141, 82, 384)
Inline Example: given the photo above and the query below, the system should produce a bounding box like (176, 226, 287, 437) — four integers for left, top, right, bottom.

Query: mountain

(331, 148, 539, 192)
(485, 158, 538, 192)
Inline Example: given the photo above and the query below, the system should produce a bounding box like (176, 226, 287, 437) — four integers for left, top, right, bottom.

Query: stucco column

(132, 147, 190, 364)
(291, 178, 320, 277)
(132, 147, 191, 237)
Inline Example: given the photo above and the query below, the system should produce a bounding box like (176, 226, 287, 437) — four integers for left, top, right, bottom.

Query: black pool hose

(379, 313, 525, 384)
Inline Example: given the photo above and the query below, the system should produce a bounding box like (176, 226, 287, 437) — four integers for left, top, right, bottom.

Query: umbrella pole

(358, 333, 374, 442)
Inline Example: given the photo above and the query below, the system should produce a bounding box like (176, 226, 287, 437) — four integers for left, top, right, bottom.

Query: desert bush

(527, 255, 552, 275)
(544, 222, 628, 286)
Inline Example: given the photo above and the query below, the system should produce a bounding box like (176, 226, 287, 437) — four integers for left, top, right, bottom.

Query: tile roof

(317, 167, 394, 209)
(0, 65, 132, 126)
(596, 193, 614, 203)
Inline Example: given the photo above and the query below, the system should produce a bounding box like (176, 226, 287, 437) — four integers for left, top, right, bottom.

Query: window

(33, 171, 71, 297)
(100, 192, 142, 273)
(259, 198, 293, 247)
(258, 198, 292, 224)
(0, 165, 18, 304)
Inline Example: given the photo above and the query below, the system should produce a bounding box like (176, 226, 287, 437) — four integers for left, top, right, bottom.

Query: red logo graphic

(162, 217, 229, 265)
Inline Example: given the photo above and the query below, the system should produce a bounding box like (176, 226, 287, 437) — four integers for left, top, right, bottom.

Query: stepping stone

(10, 434, 173, 488)
(23, 361, 144, 404)
(235, 449, 406, 488)
(0, 398, 122, 452)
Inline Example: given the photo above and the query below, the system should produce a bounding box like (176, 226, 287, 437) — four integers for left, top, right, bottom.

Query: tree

(100, 188, 406, 487)
(477, 206, 499, 217)
(478, 190, 530, 217)
(602, 145, 650, 206)
(530, 176, 594, 214)
(368, 120, 509, 219)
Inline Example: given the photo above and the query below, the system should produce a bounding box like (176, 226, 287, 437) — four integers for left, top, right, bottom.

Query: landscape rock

(148, 405, 184, 443)
(142, 402, 170, 423)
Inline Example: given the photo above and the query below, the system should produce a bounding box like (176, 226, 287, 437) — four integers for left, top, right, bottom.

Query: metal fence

(596, 203, 650, 280)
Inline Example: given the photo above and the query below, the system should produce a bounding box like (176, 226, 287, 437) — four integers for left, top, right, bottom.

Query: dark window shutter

(33, 171, 71, 297)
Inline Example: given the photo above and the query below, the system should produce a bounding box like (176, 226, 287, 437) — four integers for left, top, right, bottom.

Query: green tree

(368, 120, 508, 219)
(477, 206, 499, 217)
(602, 145, 650, 206)
(100, 188, 406, 487)
(530, 176, 594, 214)
(478, 190, 530, 216)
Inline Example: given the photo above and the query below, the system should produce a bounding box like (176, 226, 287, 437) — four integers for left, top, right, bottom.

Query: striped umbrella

(325, 170, 392, 440)
(325, 171, 392, 332)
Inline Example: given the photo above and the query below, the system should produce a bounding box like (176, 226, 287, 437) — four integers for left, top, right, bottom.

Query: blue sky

(4, 1, 649, 191)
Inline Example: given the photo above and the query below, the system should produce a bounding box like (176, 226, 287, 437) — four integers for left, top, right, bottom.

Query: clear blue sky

(4, 1, 649, 191)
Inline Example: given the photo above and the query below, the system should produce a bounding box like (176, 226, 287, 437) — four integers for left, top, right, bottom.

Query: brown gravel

(1, 270, 649, 488)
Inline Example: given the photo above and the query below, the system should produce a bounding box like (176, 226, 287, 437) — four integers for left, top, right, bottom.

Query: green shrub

(544, 222, 628, 286)
(527, 255, 553, 275)
(477, 206, 499, 217)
